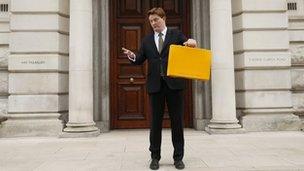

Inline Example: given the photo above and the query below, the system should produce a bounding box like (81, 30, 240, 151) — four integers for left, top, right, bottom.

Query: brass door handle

(130, 77, 134, 83)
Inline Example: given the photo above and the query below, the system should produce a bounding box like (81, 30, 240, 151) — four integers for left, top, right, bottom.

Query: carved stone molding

(291, 45, 304, 65)
(0, 50, 8, 68)
(291, 69, 304, 89)
(0, 99, 7, 115)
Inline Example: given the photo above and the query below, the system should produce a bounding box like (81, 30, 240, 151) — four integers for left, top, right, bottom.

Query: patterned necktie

(158, 32, 165, 76)
(158, 32, 163, 53)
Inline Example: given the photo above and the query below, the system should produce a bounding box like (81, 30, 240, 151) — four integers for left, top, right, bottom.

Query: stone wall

(0, 0, 9, 120)
(232, 0, 301, 131)
(287, 0, 304, 130)
(0, 0, 69, 137)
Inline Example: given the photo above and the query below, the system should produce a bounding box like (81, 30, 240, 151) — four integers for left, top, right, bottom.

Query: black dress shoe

(149, 159, 159, 170)
(174, 160, 185, 170)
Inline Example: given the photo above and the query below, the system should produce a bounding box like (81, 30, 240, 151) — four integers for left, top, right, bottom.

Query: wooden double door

(110, 0, 192, 129)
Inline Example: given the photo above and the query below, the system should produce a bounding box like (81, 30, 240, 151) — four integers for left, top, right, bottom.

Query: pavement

(0, 129, 304, 171)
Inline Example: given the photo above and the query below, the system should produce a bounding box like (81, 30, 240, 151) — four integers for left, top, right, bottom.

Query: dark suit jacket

(131, 29, 187, 93)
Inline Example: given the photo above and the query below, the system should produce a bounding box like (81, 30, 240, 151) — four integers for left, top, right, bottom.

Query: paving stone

(0, 130, 304, 171)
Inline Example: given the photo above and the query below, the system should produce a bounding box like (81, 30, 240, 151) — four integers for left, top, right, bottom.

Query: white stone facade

(0, 0, 303, 137)
(288, 0, 304, 130)
(0, 0, 9, 126)
(232, 0, 301, 131)
(0, 0, 69, 137)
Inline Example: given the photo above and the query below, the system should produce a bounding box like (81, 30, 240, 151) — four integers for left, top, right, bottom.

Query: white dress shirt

(128, 27, 168, 62)
(154, 27, 167, 52)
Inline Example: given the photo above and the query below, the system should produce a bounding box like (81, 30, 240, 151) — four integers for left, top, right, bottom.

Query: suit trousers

(149, 78, 184, 161)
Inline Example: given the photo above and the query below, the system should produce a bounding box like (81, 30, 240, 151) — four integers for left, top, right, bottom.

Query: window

(288, 2, 297, 10)
(0, 4, 8, 12)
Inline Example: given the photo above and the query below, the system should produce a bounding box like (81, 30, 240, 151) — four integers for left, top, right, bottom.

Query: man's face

(148, 14, 166, 33)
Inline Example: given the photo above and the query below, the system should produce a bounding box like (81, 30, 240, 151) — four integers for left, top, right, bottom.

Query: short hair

(147, 7, 166, 19)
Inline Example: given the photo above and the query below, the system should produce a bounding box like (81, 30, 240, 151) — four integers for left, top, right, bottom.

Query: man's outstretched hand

(122, 47, 136, 62)
(183, 39, 197, 48)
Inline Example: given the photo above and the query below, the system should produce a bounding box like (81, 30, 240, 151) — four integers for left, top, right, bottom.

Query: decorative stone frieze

(0, 72, 8, 95)
(290, 45, 304, 65)
(0, 47, 8, 68)
(292, 92, 304, 113)
(291, 69, 304, 90)
(0, 98, 7, 115)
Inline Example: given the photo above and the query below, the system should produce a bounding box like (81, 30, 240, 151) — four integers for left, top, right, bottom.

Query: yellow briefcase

(167, 45, 212, 80)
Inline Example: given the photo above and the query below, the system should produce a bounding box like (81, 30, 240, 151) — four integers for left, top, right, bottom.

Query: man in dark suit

(122, 7, 196, 170)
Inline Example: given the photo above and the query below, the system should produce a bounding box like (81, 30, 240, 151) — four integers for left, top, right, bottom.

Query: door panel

(110, 0, 192, 129)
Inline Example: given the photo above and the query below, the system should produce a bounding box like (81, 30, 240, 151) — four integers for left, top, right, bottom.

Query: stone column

(191, 0, 212, 130)
(99, 0, 110, 132)
(205, 0, 244, 134)
(62, 0, 100, 137)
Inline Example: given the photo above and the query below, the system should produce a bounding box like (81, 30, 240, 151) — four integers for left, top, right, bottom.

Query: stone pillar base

(193, 119, 209, 131)
(60, 130, 100, 138)
(61, 122, 100, 138)
(95, 121, 110, 133)
(205, 123, 246, 134)
(64, 123, 99, 132)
